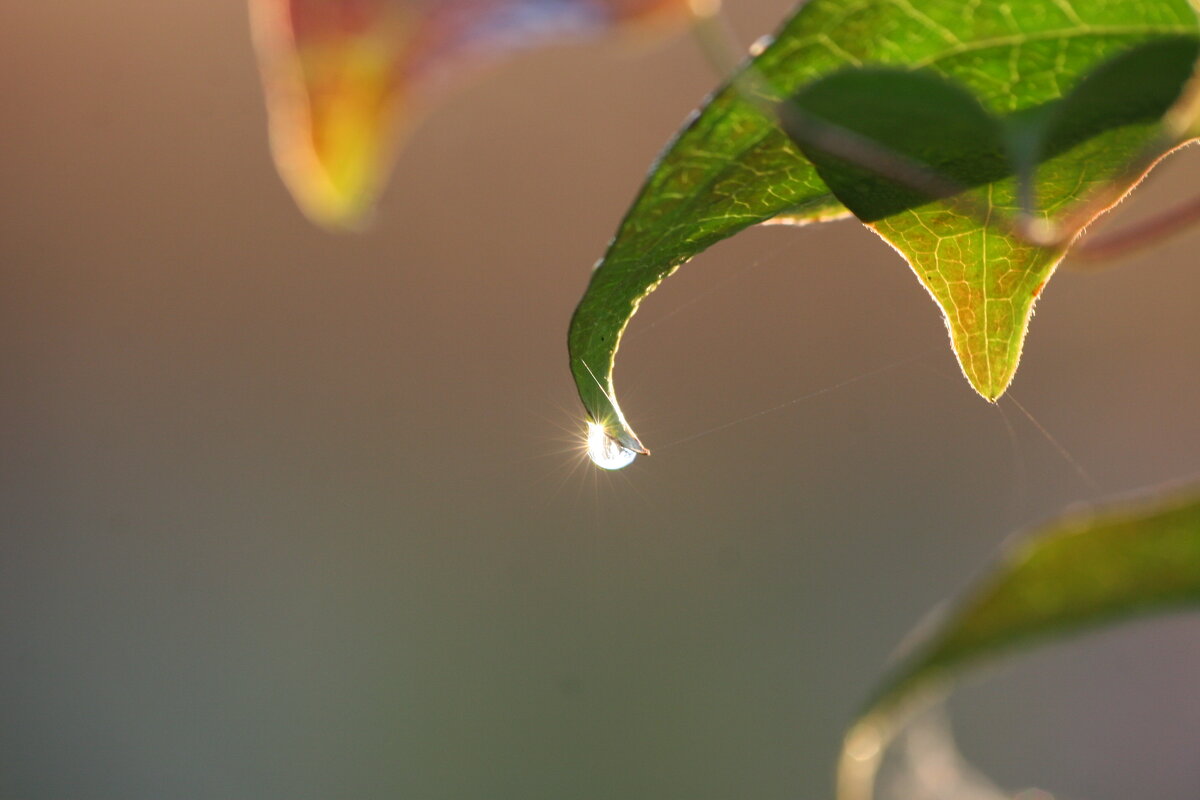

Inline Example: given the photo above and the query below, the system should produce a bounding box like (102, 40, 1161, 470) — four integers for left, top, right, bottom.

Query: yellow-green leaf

(783, 36, 1199, 399)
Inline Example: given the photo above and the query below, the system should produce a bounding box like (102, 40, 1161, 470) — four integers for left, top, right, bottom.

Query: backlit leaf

(568, 0, 1200, 455)
(250, 0, 688, 229)
(783, 36, 1199, 399)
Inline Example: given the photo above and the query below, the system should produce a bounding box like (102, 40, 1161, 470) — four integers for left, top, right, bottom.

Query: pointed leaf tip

(782, 36, 1199, 403)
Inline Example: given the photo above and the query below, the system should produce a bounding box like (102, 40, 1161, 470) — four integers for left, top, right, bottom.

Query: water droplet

(586, 421, 638, 470)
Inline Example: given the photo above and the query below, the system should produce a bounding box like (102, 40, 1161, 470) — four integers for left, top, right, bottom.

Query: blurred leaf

(569, 0, 1199, 455)
(250, 0, 688, 229)
(838, 485, 1200, 800)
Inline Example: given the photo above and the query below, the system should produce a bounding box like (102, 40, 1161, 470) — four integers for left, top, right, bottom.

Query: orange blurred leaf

(250, 0, 689, 229)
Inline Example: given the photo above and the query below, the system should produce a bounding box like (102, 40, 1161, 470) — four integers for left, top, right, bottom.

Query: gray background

(2, 1, 1199, 798)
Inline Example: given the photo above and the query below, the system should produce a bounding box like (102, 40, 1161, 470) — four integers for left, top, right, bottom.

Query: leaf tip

(959, 355, 1017, 404)
(590, 412, 649, 457)
(585, 419, 647, 470)
(287, 173, 383, 232)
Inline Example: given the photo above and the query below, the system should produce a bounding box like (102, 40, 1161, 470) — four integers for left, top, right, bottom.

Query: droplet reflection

(586, 421, 638, 470)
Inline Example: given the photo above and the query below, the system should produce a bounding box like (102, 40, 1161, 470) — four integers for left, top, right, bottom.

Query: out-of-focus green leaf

(569, 0, 1200, 455)
(250, 0, 688, 230)
(838, 485, 1200, 800)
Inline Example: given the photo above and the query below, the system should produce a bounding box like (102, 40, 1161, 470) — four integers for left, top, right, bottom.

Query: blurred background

(3, 1, 1200, 798)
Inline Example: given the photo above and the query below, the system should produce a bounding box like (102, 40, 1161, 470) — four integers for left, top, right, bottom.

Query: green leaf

(838, 486, 1200, 800)
(569, 0, 1200, 454)
(783, 34, 1199, 399)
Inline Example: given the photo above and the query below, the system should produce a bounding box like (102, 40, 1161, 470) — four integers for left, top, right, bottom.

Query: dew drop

(586, 421, 638, 470)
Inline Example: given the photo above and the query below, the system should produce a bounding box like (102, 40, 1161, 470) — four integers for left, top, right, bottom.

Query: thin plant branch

(1072, 191, 1200, 263)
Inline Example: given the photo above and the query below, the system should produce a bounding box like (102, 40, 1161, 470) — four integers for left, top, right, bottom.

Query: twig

(1072, 191, 1200, 263)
